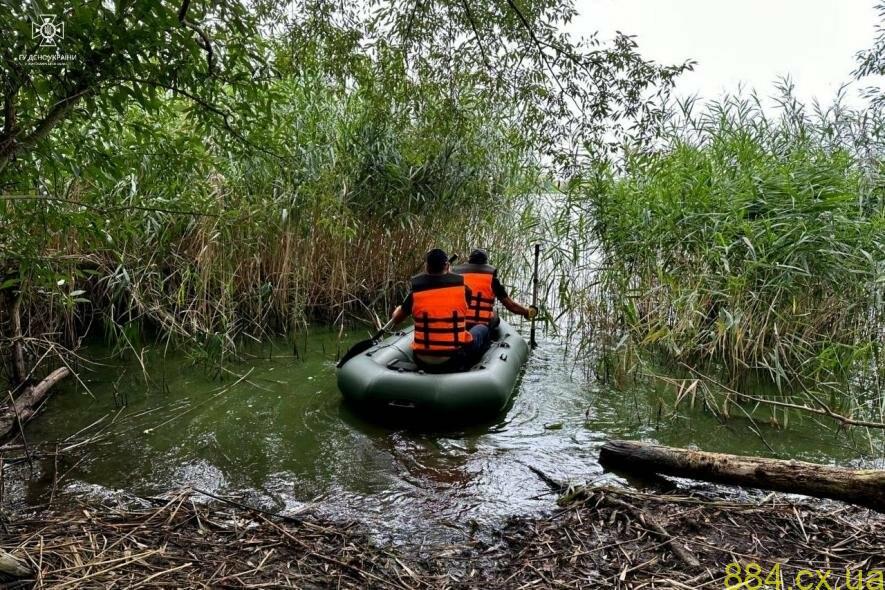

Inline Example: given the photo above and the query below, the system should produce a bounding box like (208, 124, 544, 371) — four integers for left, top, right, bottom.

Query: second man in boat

(452, 248, 537, 336)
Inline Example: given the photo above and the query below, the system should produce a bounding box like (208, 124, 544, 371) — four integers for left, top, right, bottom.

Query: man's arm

(494, 273, 537, 319)
(389, 292, 413, 327)
(501, 296, 537, 318)
(390, 305, 409, 327)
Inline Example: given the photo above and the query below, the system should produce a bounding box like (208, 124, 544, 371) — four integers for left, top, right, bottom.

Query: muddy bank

(1, 485, 882, 588)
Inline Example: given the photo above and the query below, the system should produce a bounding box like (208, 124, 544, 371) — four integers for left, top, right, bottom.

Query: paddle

(336, 318, 394, 368)
(336, 254, 459, 368)
(529, 243, 540, 348)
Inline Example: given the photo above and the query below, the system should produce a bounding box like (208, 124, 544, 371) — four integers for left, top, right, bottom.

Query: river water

(14, 318, 884, 545)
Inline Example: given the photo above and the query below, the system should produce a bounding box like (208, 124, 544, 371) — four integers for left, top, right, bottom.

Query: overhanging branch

(178, 0, 216, 75)
(115, 77, 287, 163)
(503, 0, 570, 102)
(0, 85, 92, 175)
(459, 0, 492, 73)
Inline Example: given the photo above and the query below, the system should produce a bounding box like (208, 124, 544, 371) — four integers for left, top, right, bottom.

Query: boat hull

(337, 320, 529, 418)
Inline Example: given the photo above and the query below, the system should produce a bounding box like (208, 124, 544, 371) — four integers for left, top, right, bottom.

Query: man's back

(453, 262, 506, 326)
(453, 249, 538, 326)
(386, 248, 493, 372)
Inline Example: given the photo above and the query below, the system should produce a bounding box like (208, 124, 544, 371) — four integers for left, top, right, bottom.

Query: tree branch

(680, 363, 885, 430)
(0, 367, 72, 440)
(114, 77, 287, 162)
(3, 92, 15, 139)
(178, 0, 215, 75)
(9, 293, 27, 387)
(19, 88, 91, 149)
(503, 0, 570, 101)
(459, 0, 492, 73)
(0, 86, 92, 175)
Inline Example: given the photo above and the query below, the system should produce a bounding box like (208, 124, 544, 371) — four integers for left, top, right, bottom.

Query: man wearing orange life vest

(389, 248, 491, 372)
(452, 249, 538, 330)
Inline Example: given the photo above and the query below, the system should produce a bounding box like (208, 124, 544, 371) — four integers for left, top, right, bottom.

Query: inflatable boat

(337, 319, 529, 417)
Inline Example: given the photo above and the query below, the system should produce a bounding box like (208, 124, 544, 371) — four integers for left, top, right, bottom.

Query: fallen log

(599, 440, 885, 511)
(0, 366, 71, 439)
(1, 292, 73, 441)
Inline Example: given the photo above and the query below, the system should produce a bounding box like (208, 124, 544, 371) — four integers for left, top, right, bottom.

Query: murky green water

(15, 319, 884, 543)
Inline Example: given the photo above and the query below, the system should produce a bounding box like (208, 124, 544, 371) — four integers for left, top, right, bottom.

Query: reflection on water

(17, 321, 883, 544)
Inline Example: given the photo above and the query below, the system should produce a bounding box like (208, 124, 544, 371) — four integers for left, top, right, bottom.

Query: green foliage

(0, 38, 537, 366)
(855, 2, 885, 79)
(1, 0, 688, 184)
(576, 87, 885, 388)
(1, 0, 276, 178)
(1, 0, 687, 372)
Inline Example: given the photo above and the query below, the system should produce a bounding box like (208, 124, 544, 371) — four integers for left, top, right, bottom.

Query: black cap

(425, 248, 448, 272)
(468, 248, 488, 264)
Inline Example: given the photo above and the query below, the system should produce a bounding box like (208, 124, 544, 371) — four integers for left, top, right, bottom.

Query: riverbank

(1, 484, 882, 588)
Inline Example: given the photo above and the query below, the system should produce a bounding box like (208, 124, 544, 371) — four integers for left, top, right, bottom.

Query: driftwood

(1, 486, 884, 588)
(1, 293, 72, 440)
(594, 492, 701, 569)
(0, 549, 32, 578)
(0, 366, 72, 438)
(599, 440, 885, 511)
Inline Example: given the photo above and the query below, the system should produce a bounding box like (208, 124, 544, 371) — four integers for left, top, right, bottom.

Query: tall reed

(0, 60, 537, 370)
(568, 87, 884, 392)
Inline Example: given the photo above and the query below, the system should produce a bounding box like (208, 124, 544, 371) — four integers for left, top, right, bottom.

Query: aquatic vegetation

(1, 0, 685, 380)
(0, 67, 534, 369)
(570, 85, 884, 393)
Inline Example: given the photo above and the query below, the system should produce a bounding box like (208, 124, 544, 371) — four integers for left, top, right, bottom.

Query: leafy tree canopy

(1, 0, 692, 185)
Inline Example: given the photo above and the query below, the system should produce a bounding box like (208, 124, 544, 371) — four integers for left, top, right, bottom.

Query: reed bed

(0, 62, 536, 373)
(569, 88, 885, 394)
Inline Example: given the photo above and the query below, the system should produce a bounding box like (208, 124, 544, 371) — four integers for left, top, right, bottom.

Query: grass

(0, 62, 539, 373)
(569, 86, 884, 398)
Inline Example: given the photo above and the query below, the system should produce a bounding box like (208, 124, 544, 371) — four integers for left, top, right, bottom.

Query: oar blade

(336, 337, 376, 368)
(337, 321, 393, 369)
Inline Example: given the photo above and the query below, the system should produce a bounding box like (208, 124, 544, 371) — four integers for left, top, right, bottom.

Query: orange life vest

(453, 263, 497, 326)
(410, 273, 473, 356)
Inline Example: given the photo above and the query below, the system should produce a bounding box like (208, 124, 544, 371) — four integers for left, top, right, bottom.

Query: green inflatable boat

(337, 319, 529, 417)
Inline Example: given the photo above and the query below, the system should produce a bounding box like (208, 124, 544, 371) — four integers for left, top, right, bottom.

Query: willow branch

(0, 86, 92, 175)
(114, 76, 287, 162)
(459, 0, 491, 72)
(178, 0, 215, 75)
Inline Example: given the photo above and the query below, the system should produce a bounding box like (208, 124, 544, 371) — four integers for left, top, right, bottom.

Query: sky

(568, 0, 882, 106)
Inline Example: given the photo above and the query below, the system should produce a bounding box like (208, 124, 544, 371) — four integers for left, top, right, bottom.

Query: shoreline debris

(1, 484, 882, 588)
